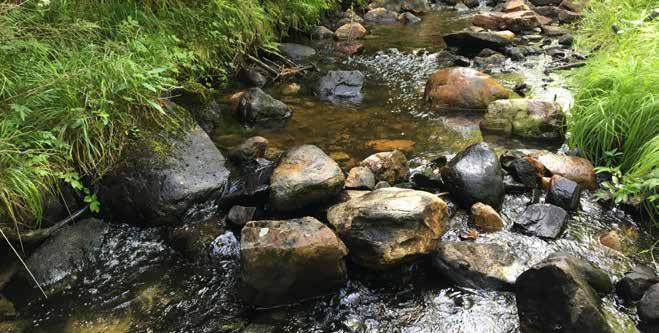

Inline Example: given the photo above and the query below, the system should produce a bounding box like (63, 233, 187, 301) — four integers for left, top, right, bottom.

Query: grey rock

(546, 175, 581, 211)
(616, 265, 658, 303)
(345, 166, 376, 190)
(515, 203, 568, 239)
(639, 284, 659, 324)
(227, 206, 257, 228)
(279, 43, 316, 62)
(238, 88, 292, 129)
(317, 70, 364, 103)
(228, 136, 269, 163)
(364, 8, 399, 24)
(433, 242, 527, 290)
(311, 25, 334, 39)
(559, 33, 574, 46)
(398, 12, 422, 24)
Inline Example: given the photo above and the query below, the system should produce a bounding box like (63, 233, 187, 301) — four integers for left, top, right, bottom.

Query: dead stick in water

(246, 54, 280, 76)
(545, 62, 586, 73)
(259, 47, 297, 67)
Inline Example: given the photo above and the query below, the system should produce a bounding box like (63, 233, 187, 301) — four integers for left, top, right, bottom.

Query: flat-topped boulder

(237, 88, 292, 129)
(327, 188, 449, 269)
(473, 11, 551, 32)
(364, 8, 399, 24)
(278, 43, 316, 62)
(270, 145, 345, 212)
(424, 67, 511, 110)
(443, 31, 512, 55)
(335, 22, 367, 40)
(480, 99, 565, 140)
(433, 242, 526, 290)
(240, 217, 348, 307)
(531, 152, 597, 190)
(515, 203, 568, 239)
(316, 70, 364, 103)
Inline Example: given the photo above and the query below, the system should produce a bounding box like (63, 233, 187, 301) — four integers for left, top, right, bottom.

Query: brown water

(3, 6, 654, 333)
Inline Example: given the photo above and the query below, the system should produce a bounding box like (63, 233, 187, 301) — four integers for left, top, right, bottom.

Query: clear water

(2, 7, 655, 333)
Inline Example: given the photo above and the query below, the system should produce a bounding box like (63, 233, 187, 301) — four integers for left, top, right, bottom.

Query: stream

(2, 4, 656, 333)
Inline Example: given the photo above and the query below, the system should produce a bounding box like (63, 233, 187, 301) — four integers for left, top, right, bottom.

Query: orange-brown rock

(599, 230, 621, 252)
(367, 139, 416, 152)
(335, 22, 367, 40)
(532, 153, 597, 190)
(335, 41, 364, 56)
(471, 202, 505, 232)
(473, 10, 551, 32)
(503, 0, 530, 12)
(424, 67, 511, 110)
(227, 91, 245, 114)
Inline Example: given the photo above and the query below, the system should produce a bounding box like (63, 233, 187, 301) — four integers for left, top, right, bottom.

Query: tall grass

(0, 0, 337, 230)
(568, 0, 658, 223)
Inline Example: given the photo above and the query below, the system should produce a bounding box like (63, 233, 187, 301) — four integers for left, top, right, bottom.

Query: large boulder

(616, 265, 658, 303)
(359, 150, 410, 184)
(279, 43, 316, 62)
(240, 217, 348, 307)
(364, 8, 399, 24)
(473, 11, 551, 32)
(531, 152, 597, 190)
(99, 125, 230, 226)
(441, 143, 505, 210)
(335, 23, 367, 40)
(316, 70, 364, 103)
(480, 99, 565, 140)
(433, 242, 526, 290)
(270, 145, 345, 212)
(515, 203, 568, 239)
(18, 218, 108, 289)
(516, 254, 615, 333)
(442, 31, 512, 55)
(638, 284, 659, 324)
(237, 88, 292, 129)
(327, 188, 449, 269)
(424, 67, 511, 110)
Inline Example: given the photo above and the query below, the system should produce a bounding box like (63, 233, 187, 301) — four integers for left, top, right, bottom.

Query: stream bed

(2, 5, 656, 333)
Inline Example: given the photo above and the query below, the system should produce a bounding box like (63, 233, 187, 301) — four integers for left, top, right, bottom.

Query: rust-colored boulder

(335, 23, 367, 40)
(503, 0, 530, 12)
(240, 217, 348, 307)
(473, 11, 551, 32)
(424, 67, 510, 111)
(471, 202, 505, 232)
(359, 150, 409, 184)
(532, 153, 597, 190)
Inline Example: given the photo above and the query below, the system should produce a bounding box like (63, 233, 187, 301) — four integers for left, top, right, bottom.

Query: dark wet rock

(327, 188, 449, 269)
(374, 181, 392, 189)
(443, 31, 512, 55)
(478, 48, 501, 57)
(19, 218, 108, 288)
(471, 202, 504, 232)
(334, 22, 367, 40)
(240, 217, 348, 307)
(335, 41, 365, 56)
(401, 0, 431, 14)
(534, 6, 582, 23)
(311, 25, 334, 40)
(441, 143, 504, 210)
(473, 53, 507, 68)
(398, 12, 422, 24)
(364, 8, 399, 24)
(238, 88, 292, 129)
(516, 254, 615, 333)
(360, 150, 409, 184)
(532, 152, 597, 190)
(228, 136, 268, 163)
(515, 203, 567, 239)
(616, 266, 658, 303)
(529, 0, 562, 5)
(316, 70, 364, 103)
(433, 242, 526, 290)
(410, 164, 444, 190)
(223, 158, 275, 207)
(424, 67, 511, 110)
(436, 50, 471, 67)
(546, 175, 581, 211)
(638, 284, 659, 324)
(189, 99, 223, 134)
(473, 11, 551, 32)
(558, 33, 574, 46)
(505, 158, 540, 188)
(345, 166, 376, 190)
(545, 46, 568, 58)
(227, 206, 257, 228)
(279, 43, 316, 62)
(481, 99, 565, 140)
(503, 173, 529, 193)
(270, 145, 345, 212)
(167, 218, 225, 262)
(99, 125, 230, 226)
(506, 46, 525, 61)
(241, 67, 267, 88)
(541, 24, 569, 36)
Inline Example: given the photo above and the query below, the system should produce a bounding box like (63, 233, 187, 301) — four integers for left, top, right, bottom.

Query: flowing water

(2, 6, 655, 333)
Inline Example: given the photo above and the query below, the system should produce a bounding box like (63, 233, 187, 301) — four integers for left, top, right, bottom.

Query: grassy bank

(0, 0, 340, 230)
(568, 0, 658, 226)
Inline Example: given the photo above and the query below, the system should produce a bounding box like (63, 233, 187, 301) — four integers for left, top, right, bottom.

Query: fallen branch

(545, 62, 586, 73)
(246, 54, 280, 77)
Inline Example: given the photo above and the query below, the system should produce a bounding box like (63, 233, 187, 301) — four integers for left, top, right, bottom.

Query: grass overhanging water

(568, 0, 659, 228)
(0, 0, 339, 231)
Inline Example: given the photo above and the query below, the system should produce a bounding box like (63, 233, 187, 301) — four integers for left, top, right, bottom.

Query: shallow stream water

(3, 5, 656, 333)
